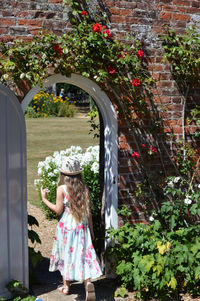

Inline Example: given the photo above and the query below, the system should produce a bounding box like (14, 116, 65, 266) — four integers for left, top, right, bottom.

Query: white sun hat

(59, 157, 83, 175)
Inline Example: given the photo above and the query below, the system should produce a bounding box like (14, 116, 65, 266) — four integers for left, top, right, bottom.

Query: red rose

(150, 145, 157, 153)
(141, 144, 146, 148)
(53, 44, 63, 55)
(81, 11, 87, 15)
(103, 29, 112, 39)
(131, 151, 140, 159)
(92, 23, 102, 33)
(132, 78, 141, 87)
(137, 50, 144, 59)
(103, 25, 107, 29)
(107, 65, 116, 74)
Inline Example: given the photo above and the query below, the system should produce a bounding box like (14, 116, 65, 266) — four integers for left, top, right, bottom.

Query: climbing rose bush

(35, 145, 100, 219)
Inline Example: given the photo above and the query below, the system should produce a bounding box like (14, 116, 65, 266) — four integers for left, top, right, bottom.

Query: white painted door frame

(21, 74, 118, 236)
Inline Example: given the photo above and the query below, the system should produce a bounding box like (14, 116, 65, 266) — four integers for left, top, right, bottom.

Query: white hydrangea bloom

(35, 145, 99, 188)
(91, 161, 99, 174)
(149, 216, 154, 222)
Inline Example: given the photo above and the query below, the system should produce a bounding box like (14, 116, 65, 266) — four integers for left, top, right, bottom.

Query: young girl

(40, 157, 102, 300)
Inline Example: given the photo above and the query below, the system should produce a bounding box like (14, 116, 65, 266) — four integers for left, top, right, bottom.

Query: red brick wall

(1, 0, 199, 223)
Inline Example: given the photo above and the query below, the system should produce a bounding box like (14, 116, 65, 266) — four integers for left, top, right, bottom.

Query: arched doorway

(21, 74, 118, 239)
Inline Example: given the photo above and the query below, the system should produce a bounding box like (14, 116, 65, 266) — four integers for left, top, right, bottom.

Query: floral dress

(49, 185, 103, 281)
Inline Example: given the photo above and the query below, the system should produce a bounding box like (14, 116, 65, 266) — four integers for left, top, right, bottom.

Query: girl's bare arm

(41, 186, 64, 215)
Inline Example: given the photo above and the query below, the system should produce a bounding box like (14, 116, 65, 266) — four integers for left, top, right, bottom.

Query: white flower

(38, 168, 43, 176)
(173, 177, 181, 183)
(91, 162, 99, 174)
(48, 172, 54, 177)
(149, 216, 154, 222)
(168, 181, 174, 188)
(198, 184, 200, 189)
(34, 179, 40, 187)
(184, 195, 192, 205)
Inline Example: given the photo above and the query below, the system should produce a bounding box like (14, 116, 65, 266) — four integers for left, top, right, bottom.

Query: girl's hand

(41, 186, 50, 200)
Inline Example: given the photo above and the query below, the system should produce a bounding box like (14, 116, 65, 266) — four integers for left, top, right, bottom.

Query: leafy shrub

(57, 102, 76, 117)
(30, 91, 69, 117)
(5, 280, 35, 301)
(25, 106, 38, 118)
(35, 145, 102, 253)
(107, 205, 200, 299)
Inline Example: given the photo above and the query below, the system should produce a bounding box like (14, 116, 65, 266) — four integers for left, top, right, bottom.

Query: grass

(26, 116, 99, 207)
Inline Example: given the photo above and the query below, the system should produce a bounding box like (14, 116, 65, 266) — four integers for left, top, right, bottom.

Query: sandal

(57, 285, 70, 295)
(85, 282, 96, 301)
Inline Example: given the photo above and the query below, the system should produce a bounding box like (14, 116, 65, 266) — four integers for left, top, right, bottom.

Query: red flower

(103, 25, 107, 29)
(81, 11, 87, 15)
(141, 144, 146, 148)
(107, 65, 116, 74)
(137, 50, 144, 59)
(132, 78, 141, 87)
(150, 145, 157, 153)
(92, 23, 102, 33)
(131, 151, 140, 159)
(53, 44, 63, 55)
(103, 29, 112, 39)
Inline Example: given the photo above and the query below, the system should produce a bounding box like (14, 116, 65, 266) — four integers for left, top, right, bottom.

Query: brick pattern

(0, 0, 200, 224)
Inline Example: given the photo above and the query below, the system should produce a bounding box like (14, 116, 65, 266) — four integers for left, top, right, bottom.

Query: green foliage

(162, 26, 200, 90)
(6, 280, 35, 300)
(88, 108, 100, 139)
(25, 106, 38, 118)
(57, 102, 76, 117)
(28, 214, 42, 283)
(107, 206, 200, 299)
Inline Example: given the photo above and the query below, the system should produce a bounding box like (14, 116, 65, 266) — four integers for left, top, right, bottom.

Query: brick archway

(21, 73, 118, 239)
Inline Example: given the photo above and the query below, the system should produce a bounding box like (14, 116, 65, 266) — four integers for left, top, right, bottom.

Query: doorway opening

(22, 74, 118, 237)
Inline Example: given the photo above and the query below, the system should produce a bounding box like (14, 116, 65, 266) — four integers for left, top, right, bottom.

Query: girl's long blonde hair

(59, 173, 90, 223)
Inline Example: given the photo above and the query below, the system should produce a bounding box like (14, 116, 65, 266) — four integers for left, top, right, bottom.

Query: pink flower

(141, 144, 146, 148)
(69, 246, 74, 253)
(103, 29, 112, 39)
(107, 65, 116, 74)
(81, 11, 87, 15)
(137, 50, 144, 59)
(92, 23, 102, 33)
(132, 78, 141, 87)
(150, 145, 157, 153)
(131, 151, 140, 159)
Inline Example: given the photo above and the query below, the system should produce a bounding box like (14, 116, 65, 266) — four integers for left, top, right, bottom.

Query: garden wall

(1, 0, 200, 224)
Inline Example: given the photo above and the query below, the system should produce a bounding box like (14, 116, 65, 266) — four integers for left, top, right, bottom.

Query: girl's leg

(84, 279, 96, 301)
(62, 276, 70, 289)
(57, 276, 70, 295)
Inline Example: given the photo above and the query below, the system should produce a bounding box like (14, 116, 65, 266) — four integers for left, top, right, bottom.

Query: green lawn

(26, 116, 99, 207)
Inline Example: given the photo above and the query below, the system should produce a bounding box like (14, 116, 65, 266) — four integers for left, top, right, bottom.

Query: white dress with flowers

(49, 185, 102, 281)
